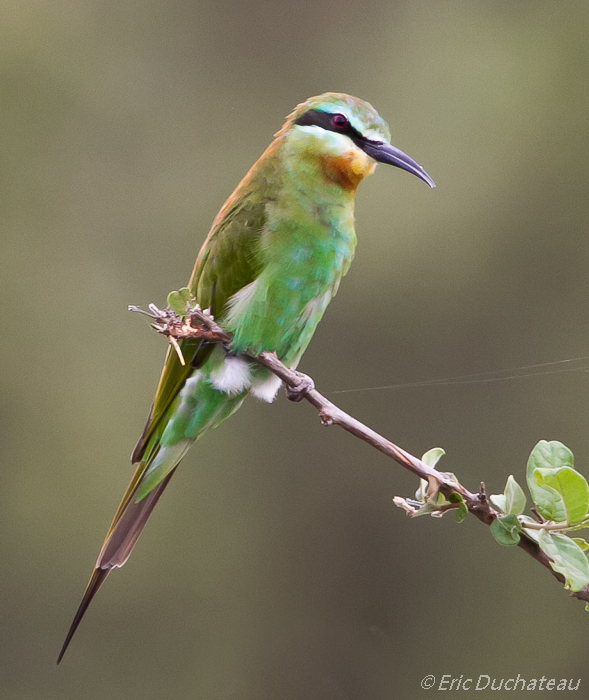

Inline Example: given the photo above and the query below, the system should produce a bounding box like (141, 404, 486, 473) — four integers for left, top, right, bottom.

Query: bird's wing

(109, 187, 268, 528)
(131, 190, 266, 463)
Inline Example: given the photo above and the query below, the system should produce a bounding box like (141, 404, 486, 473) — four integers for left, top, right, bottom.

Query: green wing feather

(132, 186, 266, 463)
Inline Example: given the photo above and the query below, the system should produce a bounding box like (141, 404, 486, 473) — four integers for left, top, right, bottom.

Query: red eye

(332, 114, 348, 129)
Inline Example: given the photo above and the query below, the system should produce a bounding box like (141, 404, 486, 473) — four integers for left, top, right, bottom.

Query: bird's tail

(57, 361, 248, 663)
(56, 456, 179, 664)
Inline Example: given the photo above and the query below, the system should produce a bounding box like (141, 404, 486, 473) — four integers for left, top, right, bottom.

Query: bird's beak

(360, 141, 436, 188)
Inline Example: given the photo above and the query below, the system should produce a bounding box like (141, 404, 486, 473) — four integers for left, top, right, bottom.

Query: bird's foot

(285, 372, 315, 402)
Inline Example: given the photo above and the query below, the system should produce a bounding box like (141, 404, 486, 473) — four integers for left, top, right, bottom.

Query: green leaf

(415, 479, 428, 502)
(455, 501, 468, 523)
(491, 476, 527, 517)
(571, 538, 589, 552)
(449, 492, 468, 522)
(504, 475, 527, 516)
(413, 449, 448, 509)
(490, 515, 522, 546)
(412, 493, 451, 518)
(167, 290, 187, 317)
(534, 467, 589, 525)
(490, 494, 507, 512)
(177, 287, 192, 302)
(538, 530, 589, 591)
(527, 441, 573, 522)
(421, 448, 445, 469)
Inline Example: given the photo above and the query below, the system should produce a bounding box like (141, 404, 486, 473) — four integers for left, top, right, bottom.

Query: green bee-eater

(58, 92, 434, 662)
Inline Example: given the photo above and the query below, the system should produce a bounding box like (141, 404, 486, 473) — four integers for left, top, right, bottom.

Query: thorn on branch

(319, 411, 334, 426)
(426, 475, 443, 500)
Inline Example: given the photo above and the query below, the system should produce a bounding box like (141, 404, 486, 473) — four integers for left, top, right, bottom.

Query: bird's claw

(285, 372, 315, 402)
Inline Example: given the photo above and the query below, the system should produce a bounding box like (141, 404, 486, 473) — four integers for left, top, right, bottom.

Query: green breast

(226, 191, 357, 365)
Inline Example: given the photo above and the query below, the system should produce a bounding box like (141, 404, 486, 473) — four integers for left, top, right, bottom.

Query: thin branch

(254, 351, 589, 602)
(130, 302, 589, 605)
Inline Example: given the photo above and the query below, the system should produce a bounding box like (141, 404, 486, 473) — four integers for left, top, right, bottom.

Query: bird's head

(278, 93, 435, 191)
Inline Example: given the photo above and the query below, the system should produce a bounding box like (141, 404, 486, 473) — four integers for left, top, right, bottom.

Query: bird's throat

(319, 152, 376, 191)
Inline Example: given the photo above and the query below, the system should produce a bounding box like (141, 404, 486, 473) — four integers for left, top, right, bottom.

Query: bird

(57, 92, 435, 663)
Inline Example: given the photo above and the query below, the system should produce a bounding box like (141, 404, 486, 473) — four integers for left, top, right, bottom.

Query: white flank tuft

(250, 373, 282, 403)
(225, 280, 259, 327)
(210, 356, 251, 394)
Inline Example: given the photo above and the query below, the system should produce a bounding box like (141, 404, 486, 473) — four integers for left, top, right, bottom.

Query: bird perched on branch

(58, 92, 435, 662)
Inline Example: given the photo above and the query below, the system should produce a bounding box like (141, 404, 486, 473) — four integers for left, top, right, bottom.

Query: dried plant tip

(169, 335, 185, 365)
(128, 305, 157, 318)
(393, 496, 418, 516)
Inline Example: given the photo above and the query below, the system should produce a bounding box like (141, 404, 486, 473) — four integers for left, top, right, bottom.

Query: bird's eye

(331, 114, 348, 129)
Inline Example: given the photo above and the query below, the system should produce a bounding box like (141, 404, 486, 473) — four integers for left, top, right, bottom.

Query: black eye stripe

(293, 109, 378, 146)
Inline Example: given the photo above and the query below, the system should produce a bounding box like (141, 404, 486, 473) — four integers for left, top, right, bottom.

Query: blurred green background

(2, 0, 589, 697)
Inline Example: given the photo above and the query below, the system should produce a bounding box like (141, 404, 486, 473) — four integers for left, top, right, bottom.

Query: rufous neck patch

(319, 151, 376, 191)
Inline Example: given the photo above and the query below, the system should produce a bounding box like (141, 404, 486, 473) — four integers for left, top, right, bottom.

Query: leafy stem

(520, 519, 589, 532)
(131, 291, 589, 607)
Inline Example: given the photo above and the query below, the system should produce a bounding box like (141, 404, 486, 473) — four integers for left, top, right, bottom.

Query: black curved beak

(359, 141, 436, 188)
